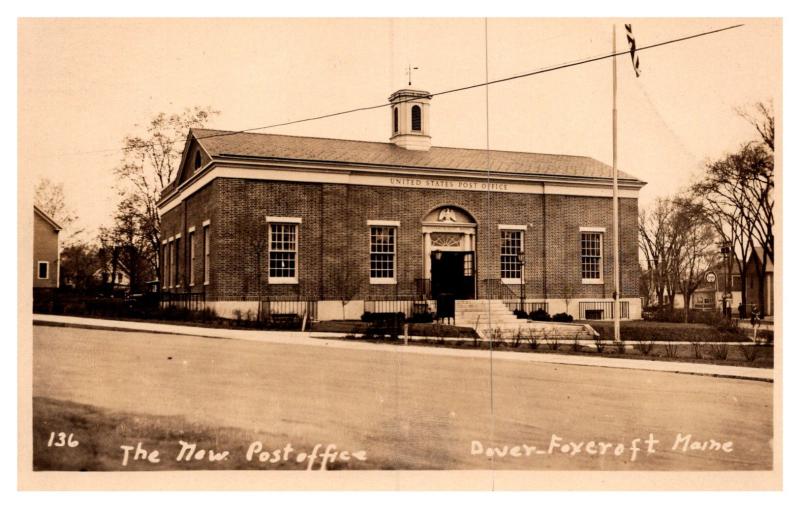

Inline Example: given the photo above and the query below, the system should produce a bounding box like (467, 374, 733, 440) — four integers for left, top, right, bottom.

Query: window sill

(500, 278, 522, 285)
(581, 279, 604, 285)
(269, 278, 299, 285)
(370, 278, 397, 285)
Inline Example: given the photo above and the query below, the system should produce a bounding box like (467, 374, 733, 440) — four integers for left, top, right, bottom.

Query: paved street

(32, 324, 774, 470)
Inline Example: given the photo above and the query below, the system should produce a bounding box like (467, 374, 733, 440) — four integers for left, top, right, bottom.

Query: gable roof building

(157, 87, 645, 323)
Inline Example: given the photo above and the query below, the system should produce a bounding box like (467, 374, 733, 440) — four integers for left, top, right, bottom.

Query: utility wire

(69, 23, 744, 157)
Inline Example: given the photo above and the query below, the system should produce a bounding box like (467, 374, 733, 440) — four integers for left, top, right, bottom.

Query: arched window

(194, 151, 202, 170)
(393, 107, 398, 133)
(411, 105, 422, 131)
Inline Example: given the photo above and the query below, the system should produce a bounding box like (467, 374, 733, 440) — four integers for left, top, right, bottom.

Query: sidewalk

(32, 314, 773, 382)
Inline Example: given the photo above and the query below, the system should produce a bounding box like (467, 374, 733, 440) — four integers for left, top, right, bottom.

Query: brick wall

(161, 178, 640, 302)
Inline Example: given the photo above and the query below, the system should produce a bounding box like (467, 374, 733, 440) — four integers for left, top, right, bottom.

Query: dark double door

(431, 251, 475, 318)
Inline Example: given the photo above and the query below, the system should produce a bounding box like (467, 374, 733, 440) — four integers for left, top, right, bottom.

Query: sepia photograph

(17, 15, 781, 490)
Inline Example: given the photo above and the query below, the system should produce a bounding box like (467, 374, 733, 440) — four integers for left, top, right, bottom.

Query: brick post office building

(158, 89, 645, 322)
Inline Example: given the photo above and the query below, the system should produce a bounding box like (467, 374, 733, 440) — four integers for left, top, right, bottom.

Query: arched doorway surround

(422, 206, 477, 300)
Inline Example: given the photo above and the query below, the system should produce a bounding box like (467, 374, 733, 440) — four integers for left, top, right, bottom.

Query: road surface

(32, 325, 774, 470)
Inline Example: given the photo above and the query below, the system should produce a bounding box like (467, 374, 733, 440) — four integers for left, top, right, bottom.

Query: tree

(693, 147, 773, 310)
(59, 242, 102, 293)
(112, 107, 219, 283)
(671, 197, 719, 322)
(736, 100, 774, 152)
(99, 195, 156, 294)
(34, 177, 82, 245)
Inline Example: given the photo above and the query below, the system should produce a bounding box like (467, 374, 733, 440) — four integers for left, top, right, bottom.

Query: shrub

(513, 309, 528, 320)
(529, 309, 551, 322)
(570, 335, 582, 352)
(524, 328, 539, 350)
(361, 312, 405, 323)
(663, 342, 679, 358)
(512, 328, 524, 348)
(544, 330, 560, 351)
(489, 328, 505, 346)
(594, 338, 605, 353)
(738, 345, 758, 362)
(635, 340, 655, 356)
(408, 311, 434, 323)
(756, 329, 774, 345)
(691, 340, 705, 359)
(590, 322, 746, 343)
(709, 343, 730, 360)
(552, 312, 574, 323)
(615, 340, 626, 355)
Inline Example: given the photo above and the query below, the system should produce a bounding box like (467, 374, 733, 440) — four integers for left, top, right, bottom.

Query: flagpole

(612, 24, 621, 342)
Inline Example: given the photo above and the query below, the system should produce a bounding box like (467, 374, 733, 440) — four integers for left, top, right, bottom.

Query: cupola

(388, 88, 431, 151)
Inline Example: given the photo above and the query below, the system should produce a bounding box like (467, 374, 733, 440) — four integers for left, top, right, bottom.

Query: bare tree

(736, 100, 774, 152)
(34, 177, 82, 245)
(113, 107, 219, 278)
(693, 142, 773, 310)
(671, 197, 719, 322)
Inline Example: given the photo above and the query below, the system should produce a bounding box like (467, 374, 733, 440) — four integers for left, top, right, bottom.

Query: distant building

(33, 205, 61, 295)
(157, 88, 645, 322)
(93, 260, 131, 293)
(674, 261, 742, 313)
(745, 247, 774, 317)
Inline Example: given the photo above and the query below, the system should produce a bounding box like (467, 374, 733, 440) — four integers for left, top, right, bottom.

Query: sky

(18, 18, 781, 239)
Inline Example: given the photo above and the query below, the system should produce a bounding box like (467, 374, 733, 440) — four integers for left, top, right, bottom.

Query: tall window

(194, 151, 202, 170)
(393, 107, 398, 133)
(581, 232, 603, 282)
(174, 237, 181, 287)
(500, 230, 523, 280)
(189, 231, 196, 286)
(411, 105, 422, 131)
(168, 240, 175, 288)
(38, 261, 48, 279)
(161, 244, 168, 287)
(269, 223, 298, 281)
(203, 225, 210, 285)
(370, 226, 396, 281)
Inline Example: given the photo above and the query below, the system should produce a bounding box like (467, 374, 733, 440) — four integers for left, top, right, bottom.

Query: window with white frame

(581, 231, 603, 282)
(203, 224, 210, 285)
(500, 230, 523, 280)
(269, 223, 298, 282)
(170, 240, 177, 288)
(38, 261, 49, 279)
(370, 226, 396, 282)
(189, 230, 196, 286)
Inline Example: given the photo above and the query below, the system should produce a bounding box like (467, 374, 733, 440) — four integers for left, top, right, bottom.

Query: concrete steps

(455, 300, 598, 341)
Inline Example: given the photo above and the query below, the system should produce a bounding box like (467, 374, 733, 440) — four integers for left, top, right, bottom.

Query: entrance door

(431, 251, 475, 301)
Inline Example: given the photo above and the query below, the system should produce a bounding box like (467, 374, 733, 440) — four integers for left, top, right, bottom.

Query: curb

(32, 316, 773, 383)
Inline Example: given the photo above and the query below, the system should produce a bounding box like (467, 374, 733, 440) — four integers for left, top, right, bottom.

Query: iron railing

(579, 301, 630, 320)
(160, 292, 205, 311)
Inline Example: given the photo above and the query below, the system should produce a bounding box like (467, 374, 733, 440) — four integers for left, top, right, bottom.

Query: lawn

(33, 397, 373, 471)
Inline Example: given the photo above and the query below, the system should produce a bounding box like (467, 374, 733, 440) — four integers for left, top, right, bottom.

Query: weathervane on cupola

(406, 64, 419, 86)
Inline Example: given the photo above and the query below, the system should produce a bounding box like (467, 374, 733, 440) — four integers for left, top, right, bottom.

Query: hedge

(591, 322, 749, 342)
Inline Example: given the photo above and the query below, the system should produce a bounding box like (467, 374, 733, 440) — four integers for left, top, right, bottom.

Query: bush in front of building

(408, 311, 434, 323)
(590, 321, 747, 342)
(552, 312, 574, 323)
(361, 311, 406, 323)
(528, 309, 551, 322)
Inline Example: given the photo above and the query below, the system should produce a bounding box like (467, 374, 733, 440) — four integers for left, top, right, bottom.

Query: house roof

(189, 128, 645, 183)
(33, 205, 62, 231)
(749, 247, 774, 272)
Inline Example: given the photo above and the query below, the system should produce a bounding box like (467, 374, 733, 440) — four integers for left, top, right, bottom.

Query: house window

(370, 226, 396, 282)
(269, 223, 298, 282)
(189, 230, 196, 286)
(170, 240, 177, 288)
(581, 231, 603, 282)
(393, 107, 398, 133)
(37, 261, 48, 279)
(500, 230, 523, 281)
(411, 105, 422, 131)
(174, 237, 181, 287)
(194, 151, 202, 170)
(203, 224, 210, 285)
(161, 243, 168, 287)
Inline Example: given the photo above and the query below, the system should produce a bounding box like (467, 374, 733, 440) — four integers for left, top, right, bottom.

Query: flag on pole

(624, 24, 641, 77)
